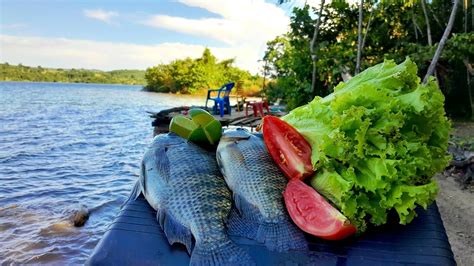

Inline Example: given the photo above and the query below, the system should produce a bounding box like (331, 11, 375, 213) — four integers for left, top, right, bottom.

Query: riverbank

(436, 121, 474, 265)
(0, 63, 145, 85)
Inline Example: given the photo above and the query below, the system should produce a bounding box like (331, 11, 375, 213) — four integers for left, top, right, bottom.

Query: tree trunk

(465, 60, 474, 120)
(421, 0, 433, 46)
(423, 0, 460, 84)
(355, 0, 364, 75)
(464, 1, 473, 119)
(310, 0, 326, 97)
(412, 11, 419, 41)
(361, 8, 373, 54)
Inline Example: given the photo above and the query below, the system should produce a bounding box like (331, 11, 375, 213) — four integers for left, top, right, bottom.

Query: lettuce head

(283, 58, 451, 232)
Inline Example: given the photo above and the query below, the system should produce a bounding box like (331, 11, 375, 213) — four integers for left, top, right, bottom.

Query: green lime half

(169, 115, 197, 139)
(203, 120, 222, 145)
(189, 108, 215, 127)
(187, 127, 208, 143)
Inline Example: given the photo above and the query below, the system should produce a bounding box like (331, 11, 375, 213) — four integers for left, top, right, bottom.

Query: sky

(0, 0, 323, 74)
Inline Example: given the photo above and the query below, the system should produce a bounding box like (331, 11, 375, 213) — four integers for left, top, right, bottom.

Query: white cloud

(0, 34, 264, 73)
(144, 0, 289, 45)
(1, 1, 292, 74)
(1, 23, 28, 30)
(293, 0, 358, 9)
(144, 15, 238, 46)
(142, 0, 290, 73)
(83, 9, 118, 24)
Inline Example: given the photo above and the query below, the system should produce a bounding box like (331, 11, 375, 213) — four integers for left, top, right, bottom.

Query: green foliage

(0, 63, 145, 85)
(144, 48, 260, 95)
(266, 0, 473, 118)
(284, 59, 451, 231)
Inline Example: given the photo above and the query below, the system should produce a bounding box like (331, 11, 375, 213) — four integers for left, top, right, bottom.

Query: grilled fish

(127, 133, 253, 265)
(216, 129, 307, 252)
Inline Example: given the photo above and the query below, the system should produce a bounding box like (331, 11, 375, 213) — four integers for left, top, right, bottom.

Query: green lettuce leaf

(284, 58, 451, 232)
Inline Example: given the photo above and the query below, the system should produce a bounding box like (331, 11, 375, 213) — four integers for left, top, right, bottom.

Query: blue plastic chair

(205, 82, 235, 117)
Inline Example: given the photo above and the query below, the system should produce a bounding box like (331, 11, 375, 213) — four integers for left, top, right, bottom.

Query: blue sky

(0, 0, 317, 73)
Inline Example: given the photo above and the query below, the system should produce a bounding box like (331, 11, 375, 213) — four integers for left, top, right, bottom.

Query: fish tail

(190, 238, 254, 266)
(255, 220, 308, 252)
(121, 180, 141, 208)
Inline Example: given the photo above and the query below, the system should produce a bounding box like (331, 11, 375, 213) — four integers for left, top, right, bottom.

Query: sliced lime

(187, 127, 208, 143)
(203, 120, 222, 145)
(189, 108, 215, 127)
(169, 115, 197, 139)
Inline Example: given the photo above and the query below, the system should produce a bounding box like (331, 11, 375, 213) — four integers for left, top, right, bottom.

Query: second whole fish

(217, 128, 307, 252)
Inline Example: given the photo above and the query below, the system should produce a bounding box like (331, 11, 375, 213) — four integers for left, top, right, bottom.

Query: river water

(0, 82, 205, 264)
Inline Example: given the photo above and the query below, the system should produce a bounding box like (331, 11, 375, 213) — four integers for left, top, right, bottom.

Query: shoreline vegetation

(1, 49, 265, 97)
(1, 63, 146, 86)
(143, 48, 265, 97)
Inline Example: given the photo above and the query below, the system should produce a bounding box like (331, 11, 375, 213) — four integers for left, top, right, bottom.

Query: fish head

(143, 133, 187, 188)
(151, 133, 187, 148)
(220, 128, 252, 144)
(217, 129, 253, 177)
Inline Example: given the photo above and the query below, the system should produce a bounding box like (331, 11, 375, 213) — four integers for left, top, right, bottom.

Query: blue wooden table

(87, 195, 455, 265)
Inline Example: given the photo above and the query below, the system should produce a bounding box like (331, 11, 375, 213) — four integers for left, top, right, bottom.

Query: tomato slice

(262, 115, 313, 180)
(283, 179, 357, 240)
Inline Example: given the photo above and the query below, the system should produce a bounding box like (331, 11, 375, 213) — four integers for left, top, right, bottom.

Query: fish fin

(255, 219, 308, 252)
(139, 161, 147, 196)
(190, 237, 254, 266)
(230, 195, 307, 252)
(226, 207, 257, 239)
(121, 180, 142, 208)
(157, 209, 194, 254)
(216, 151, 227, 178)
(154, 147, 171, 182)
(121, 156, 148, 208)
(233, 193, 260, 221)
(157, 208, 165, 228)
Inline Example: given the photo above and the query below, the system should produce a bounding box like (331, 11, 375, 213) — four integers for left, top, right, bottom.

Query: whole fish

(216, 129, 307, 252)
(127, 133, 253, 265)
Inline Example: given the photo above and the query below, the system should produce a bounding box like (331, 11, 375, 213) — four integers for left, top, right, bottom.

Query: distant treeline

(0, 63, 146, 85)
(144, 48, 265, 96)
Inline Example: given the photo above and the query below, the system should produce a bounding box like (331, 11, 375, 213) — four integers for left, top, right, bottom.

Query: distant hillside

(0, 63, 146, 85)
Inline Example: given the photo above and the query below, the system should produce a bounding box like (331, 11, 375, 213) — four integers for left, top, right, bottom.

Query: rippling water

(0, 82, 205, 264)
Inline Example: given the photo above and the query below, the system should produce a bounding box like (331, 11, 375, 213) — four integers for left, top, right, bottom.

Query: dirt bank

(435, 174, 474, 265)
(435, 121, 474, 265)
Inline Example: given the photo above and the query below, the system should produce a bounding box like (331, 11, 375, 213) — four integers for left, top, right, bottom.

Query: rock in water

(69, 205, 89, 227)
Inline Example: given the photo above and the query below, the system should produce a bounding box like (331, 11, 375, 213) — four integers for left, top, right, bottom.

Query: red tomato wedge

(262, 116, 313, 180)
(283, 179, 357, 240)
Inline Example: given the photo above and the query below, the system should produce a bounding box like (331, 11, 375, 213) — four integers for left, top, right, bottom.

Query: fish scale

(217, 129, 307, 252)
(127, 133, 253, 266)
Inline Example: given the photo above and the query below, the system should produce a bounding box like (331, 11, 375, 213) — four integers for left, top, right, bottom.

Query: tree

(265, 0, 473, 118)
(423, 0, 460, 83)
(420, 0, 433, 46)
(310, 0, 326, 96)
(355, 0, 363, 74)
(144, 48, 261, 95)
